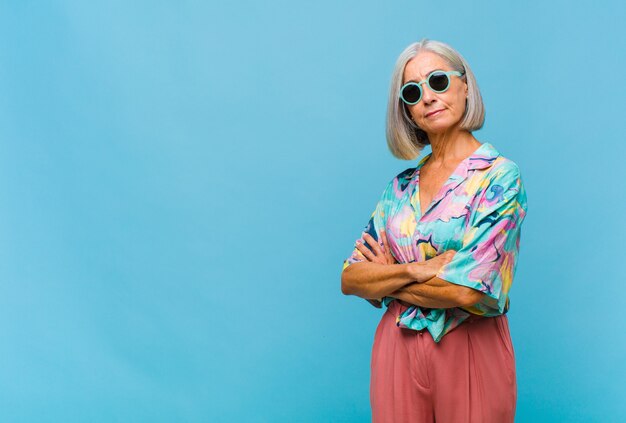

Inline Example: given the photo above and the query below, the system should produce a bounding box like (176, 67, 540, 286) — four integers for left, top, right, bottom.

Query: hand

(356, 230, 397, 265)
(414, 250, 457, 282)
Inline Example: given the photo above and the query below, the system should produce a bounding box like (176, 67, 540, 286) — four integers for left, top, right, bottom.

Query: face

(402, 51, 468, 135)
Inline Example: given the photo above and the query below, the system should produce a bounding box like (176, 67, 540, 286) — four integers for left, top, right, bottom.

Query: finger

(362, 233, 384, 256)
(355, 240, 377, 261)
(380, 230, 393, 261)
(380, 230, 391, 255)
(380, 230, 390, 252)
(444, 249, 457, 262)
(380, 230, 397, 262)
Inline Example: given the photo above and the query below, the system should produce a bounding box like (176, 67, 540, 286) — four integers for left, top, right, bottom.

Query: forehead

(403, 51, 450, 83)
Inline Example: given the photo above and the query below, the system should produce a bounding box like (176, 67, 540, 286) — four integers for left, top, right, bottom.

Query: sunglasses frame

(399, 70, 464, 105)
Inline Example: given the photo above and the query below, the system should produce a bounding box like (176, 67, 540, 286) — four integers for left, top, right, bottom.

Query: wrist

(406, 262, 428, 283)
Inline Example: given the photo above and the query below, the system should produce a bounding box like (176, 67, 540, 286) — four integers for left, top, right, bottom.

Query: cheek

(406, 103, 421, 115)
(438, 93, 466, 122)
(407, 106, 425, 124)
(451, 88, 467, 111)
(443, 89, 464, 108)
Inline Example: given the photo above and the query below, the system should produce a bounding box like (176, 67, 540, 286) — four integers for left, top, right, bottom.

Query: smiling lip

(425, 109, 445, 118)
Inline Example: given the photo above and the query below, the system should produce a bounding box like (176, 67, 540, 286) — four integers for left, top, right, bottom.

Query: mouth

(425, 109, 445, 118)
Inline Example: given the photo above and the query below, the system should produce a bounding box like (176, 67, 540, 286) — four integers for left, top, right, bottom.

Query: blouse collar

(406, 142, 501, 218)
(411, 142, 500, 179)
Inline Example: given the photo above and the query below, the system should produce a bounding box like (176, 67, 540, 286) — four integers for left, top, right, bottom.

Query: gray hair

(386, 38, 485, 160)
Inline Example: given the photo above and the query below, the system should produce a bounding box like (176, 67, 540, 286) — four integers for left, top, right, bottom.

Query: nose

(421, 83, 436, 104)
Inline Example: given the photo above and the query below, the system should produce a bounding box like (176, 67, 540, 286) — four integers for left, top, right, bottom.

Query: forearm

(388, 276, 475, 309)
(341, 262, 422, 299)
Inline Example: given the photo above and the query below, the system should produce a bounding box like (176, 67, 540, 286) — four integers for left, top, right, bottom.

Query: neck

(427, 126, 480, 164)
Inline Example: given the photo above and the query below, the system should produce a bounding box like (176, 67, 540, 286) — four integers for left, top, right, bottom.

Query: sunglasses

(399, 70, 464, 105)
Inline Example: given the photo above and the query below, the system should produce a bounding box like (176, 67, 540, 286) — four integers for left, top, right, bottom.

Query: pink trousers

(370, 300, 517, 423)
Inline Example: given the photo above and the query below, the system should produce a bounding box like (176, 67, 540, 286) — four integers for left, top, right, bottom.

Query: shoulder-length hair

(386, 38, 486, 160)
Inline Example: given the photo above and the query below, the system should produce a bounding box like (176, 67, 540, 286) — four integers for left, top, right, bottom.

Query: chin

(423, 117, 462, 134)
(424, 122, 455, 134)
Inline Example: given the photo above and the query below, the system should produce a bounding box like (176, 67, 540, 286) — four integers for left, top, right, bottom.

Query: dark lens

(428, 72, 450, 92)
(401, 84, 421, 103)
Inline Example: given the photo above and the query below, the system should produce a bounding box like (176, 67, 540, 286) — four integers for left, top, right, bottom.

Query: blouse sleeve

(341, 184, 389, 274)
(435, 164, 528, 316)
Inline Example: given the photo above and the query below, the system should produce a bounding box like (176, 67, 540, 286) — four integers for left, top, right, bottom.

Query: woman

(341, 39, 528, 423)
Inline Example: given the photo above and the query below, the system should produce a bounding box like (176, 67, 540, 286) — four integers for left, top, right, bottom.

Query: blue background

(1, 1, 625, 422)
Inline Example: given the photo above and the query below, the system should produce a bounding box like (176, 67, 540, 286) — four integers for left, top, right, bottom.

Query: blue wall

(1, 1, 624, 421)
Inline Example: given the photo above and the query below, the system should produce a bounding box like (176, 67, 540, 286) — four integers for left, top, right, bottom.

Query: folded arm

(341, 231, 485, 309)
(341, 262, 484, 308)
(341, 261, 418, 300)
(388, 276, 486, 309)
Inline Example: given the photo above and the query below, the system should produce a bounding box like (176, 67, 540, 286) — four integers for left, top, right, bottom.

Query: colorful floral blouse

(342, 142, 528, 342)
